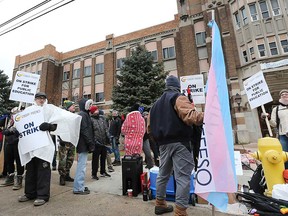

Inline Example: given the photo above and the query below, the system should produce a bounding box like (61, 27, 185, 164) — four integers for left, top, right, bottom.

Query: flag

(195, 20, 237, 212)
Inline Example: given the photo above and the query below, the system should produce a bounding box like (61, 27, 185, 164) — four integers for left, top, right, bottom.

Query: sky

(0, 0, 178, 80)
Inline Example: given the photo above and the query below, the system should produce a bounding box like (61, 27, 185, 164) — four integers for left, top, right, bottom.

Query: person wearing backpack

(261, 89, 288, 168)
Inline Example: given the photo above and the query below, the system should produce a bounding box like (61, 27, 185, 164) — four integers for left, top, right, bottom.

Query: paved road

(0, 158, 249, 216)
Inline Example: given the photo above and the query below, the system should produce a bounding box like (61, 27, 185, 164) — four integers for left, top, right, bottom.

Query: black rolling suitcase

(122, 154, 143, 197)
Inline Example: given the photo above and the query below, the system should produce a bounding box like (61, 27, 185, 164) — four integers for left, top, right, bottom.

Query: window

(259, 1, 270, 19)
(149, 50, 158, 61)
(281, 39, 288, 53)
(63, 71, 70, 81)
(95, 92, 104, 103)
(243, 50, 248, 62)
(234, 12, 241, 29)
(249, 4, 258, 21)
(240, 7, 248, 25)
(249, 47, 256, 60)
(258, 44, 266, 57)
(116, 58, 124, 69)
(270, 0, 280, 16)
(163, 46, 175, 59)
(285, 0, 288, 14)
(195, 32, 206, 46)
(269, 42, 278, 55)
(73, 68, 80, 79)
(84, 66, 91, 77)
(95, 63, 104, 74)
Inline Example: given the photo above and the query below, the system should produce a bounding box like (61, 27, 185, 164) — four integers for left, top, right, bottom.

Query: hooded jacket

(77, 98, 95, 153)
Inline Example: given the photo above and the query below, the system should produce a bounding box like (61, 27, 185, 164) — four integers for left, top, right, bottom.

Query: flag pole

(261, 105, 273, 137)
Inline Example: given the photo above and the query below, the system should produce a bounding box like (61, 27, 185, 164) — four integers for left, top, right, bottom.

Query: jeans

(156, 142, 194, 208)
(73, 152, 88, 192)
(111, 136, 120, 161)
(279, 135, 288, 169)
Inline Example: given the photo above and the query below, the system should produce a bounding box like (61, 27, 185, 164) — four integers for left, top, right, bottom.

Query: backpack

(236, 192, 288, 215)
(248, 164, 267, 195)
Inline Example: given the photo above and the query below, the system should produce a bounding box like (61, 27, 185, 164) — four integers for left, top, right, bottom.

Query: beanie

(129, 104, 140, 112)
(165, 76, 180, 89)
(90, 105, 98, 114)
(64, 100, 74, 109)
(35, 92, 47, 99)
(279, 89, 288, 96)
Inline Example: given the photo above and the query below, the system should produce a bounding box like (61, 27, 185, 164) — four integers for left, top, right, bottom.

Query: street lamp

(234, 93, 242, 111)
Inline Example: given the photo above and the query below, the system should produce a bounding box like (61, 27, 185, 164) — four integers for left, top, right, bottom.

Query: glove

(261, 113, 270, 120)
(39, 122, 57, 131)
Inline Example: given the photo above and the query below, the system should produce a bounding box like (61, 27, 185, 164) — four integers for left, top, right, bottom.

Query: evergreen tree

(111, 46, 169, 113)
(0, 70, 17, 115)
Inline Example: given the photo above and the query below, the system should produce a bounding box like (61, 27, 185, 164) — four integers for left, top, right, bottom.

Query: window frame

(83, 66, 91, 77)
(63, 71, 70, 81)
(162, 46, 176, 60)
(234, 12, 241, 29)
(259, 1, 270, 19)
(249, 4, 259, 21)
(195, 32, 206, 47)
(269, 42, 278, 55)
(270, 0, 280, 16)
(95, 62, 104, 74)
(73, 68, 80, 79)
(240, 7, 248, 25)
(95, 92, 105, 103)
(280, 39, 288, 53)
(258, 44, 266, 57)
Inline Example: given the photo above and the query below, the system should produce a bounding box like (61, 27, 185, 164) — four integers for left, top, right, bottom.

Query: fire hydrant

(251, 137, 288, 196)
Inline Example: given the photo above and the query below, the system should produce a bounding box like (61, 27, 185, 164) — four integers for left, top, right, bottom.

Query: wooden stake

(261, 105, 273, 137)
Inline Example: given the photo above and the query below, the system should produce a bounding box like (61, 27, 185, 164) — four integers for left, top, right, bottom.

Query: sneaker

(73, 188, 90, 195)
(92, 175, 99, 180)
(100, 172, 111, 177)
(108, 167, 115, 172)
(18, 195, 31, 202)
(113, 161, 121, 166)
(34, 199, 46, 206)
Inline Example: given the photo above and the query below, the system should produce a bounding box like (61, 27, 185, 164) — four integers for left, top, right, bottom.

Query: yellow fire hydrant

(251, 137, 288, 196)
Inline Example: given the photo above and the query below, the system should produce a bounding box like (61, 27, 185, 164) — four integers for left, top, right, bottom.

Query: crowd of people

(1, 75, 286, 216)
(0, 90, 160, 206)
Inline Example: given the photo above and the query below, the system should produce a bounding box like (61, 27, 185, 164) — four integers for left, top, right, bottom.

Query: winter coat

(91, 114, 109, 146)
(76, 98, 95, 153)
(121, 111, 145, 155)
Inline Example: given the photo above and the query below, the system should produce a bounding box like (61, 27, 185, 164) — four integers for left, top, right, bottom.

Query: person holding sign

(18, 92, 57, 206)
(17, 92, 81, 206)
(261, 89, 288, 168)
(148, 76, 204, 215)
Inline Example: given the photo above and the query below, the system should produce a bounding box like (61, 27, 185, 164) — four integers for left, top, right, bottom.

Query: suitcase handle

(123, 153, 141, 160)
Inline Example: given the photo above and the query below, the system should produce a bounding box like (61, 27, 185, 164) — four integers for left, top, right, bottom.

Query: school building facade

(12, 0, 288, 144)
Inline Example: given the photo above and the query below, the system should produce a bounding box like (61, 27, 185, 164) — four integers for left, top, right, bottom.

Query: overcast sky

(0, 0, 178, 80)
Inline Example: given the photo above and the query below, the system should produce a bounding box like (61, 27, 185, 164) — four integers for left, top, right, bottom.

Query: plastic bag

(272, 184, 288, 201)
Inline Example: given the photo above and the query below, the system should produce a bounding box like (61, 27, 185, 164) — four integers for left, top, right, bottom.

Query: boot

(155, 198, 174, 215)
(12, 175, 23, 190)
(174, 205, 188, 216)
(0, 173, 14, 187)
(65, 173, 74, 182)
(59, 175, 65, 186)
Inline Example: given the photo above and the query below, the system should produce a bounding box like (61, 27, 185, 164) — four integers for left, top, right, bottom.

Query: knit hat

(90, 105, 98, 114)
(64, 100, 74, 109)
(165, 76, 180, 89)
(35, 92, 47, 99)
(129, 104, 140, 112)
(279, 89, 288, 96)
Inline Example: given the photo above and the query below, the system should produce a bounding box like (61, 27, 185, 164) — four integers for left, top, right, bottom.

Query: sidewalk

(0, 144, 259, 216)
